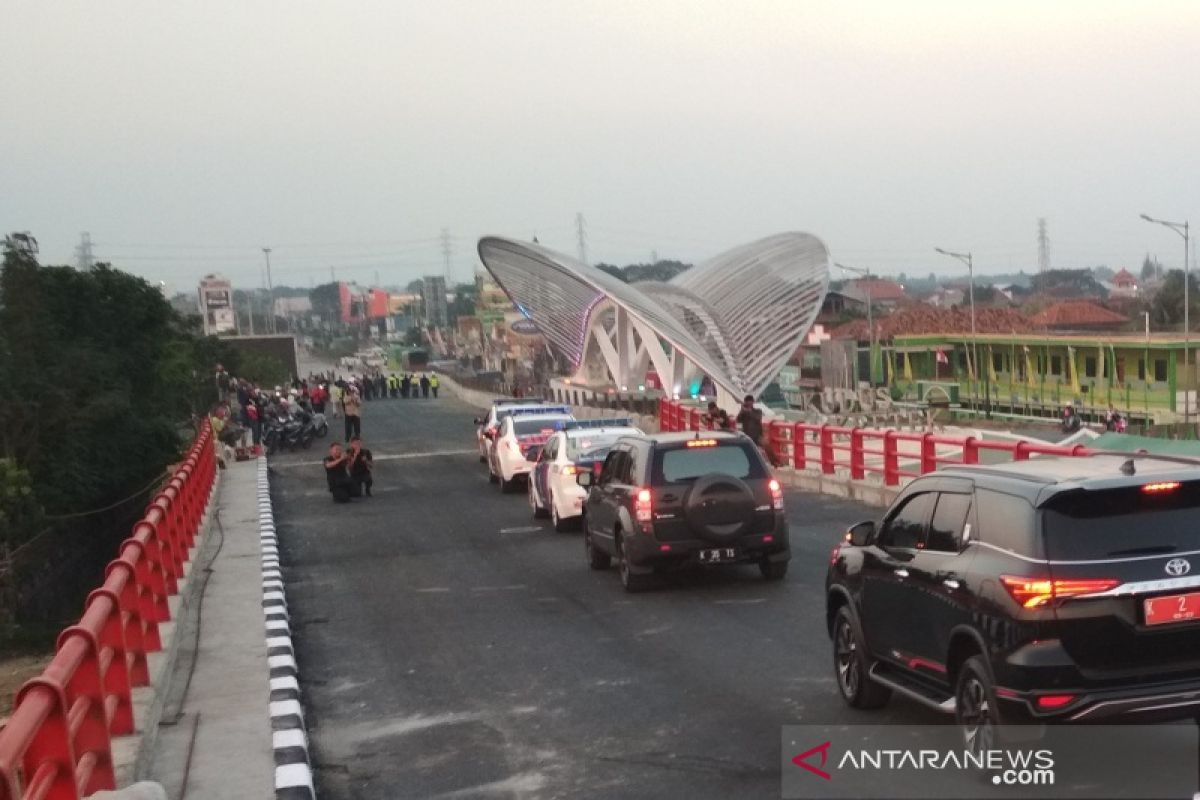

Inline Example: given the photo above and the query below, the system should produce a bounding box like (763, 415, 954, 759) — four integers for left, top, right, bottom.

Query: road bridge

(267, 393, 931, 798)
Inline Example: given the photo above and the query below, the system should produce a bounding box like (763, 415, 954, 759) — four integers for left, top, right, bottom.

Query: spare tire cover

(682, 473, 757, 543)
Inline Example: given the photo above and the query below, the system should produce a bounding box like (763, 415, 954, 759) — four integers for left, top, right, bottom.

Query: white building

(198, 274, 236, 335)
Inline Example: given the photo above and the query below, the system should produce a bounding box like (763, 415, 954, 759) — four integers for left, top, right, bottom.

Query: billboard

(204, 288, 231, 308)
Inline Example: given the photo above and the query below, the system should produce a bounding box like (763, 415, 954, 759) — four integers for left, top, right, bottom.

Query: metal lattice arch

(477, 232, 830, 407)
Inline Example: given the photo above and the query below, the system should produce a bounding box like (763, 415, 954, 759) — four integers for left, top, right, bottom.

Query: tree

(1141, 254, 1161, 282)
(309, 282, 342, 326)
(1149, 269, 1200, 326)
(0, 245, 228, 548)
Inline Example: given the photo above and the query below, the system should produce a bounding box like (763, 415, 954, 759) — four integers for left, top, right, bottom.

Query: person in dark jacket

(347, 436, 374, 497)
(420, 374, 431, 398)
(736, 395, 764, 444)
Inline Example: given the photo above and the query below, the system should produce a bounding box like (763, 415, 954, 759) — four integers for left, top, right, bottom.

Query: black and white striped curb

(259, 459, 316, 800)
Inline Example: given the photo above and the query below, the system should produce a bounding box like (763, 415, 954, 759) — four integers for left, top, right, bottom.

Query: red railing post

(962, 436, 979, 465)
(819, 426, 835, 474)
(10, 681, 79, 800)
(850, 428, 865, 480)
(1014, 441, 1030, 461)
(920, 433, 937, 474)
(53, 627, 116, 794)
(792, 424, 806, 470)
(883, 431, 900, 486)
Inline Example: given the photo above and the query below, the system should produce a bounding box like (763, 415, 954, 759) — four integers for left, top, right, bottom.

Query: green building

(889, 332, 1197, 422)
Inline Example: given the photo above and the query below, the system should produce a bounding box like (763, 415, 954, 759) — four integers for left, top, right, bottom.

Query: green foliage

(1149, 269, 1200, 326)
(0, 246, 223, 547)
(237, 352, 290, 387)
(0, 459, 42, 547)
(1030, 269, 1107, 297)
(309, 282, 342, 324)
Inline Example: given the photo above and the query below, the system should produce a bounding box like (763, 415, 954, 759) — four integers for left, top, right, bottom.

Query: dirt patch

(0, 653, 53, 724)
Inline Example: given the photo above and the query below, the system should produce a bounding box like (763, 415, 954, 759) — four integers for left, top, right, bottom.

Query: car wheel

(479, 453, 487, 463)
(530, 481, 549, 518)
(488, 464, 499, 483)
(584, 522, 611, 570)
(616, 533, 653, 593)
(759, 559, 789, 580)
(551, 500, 573, 532)
(500, 473, 516, 494)
(833, 606, 890, 709)
(956, 655, 1001, 757)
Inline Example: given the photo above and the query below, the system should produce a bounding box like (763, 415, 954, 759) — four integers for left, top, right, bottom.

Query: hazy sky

(2, 1, 1197, 291)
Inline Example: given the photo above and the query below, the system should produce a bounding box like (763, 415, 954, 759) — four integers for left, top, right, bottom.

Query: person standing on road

(343, 387, 363, 442)
(324, 442, 354, 503)
(348, 436, 374, 497)
(429, 373, 439, 399)
(736, 395, 763, 442)
(420, 373, 431, 398)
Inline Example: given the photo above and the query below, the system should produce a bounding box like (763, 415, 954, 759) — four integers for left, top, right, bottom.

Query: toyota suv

(826, 453, 1200, 750)
(577, 431, 789, 592)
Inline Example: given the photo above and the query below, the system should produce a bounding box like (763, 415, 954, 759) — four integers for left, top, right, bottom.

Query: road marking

(499, 526, 543, 534)
(470, 584, 527, 592)
(272, 448, 478, 468)
(414, 587, 451, 593)
(713, 598, 767, 605)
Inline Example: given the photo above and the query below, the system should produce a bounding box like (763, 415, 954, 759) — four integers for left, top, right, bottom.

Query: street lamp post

(935, 247, 989, 418)
(262, 246, 276, 334)
(834, 263, 875, 386)
(1140, 214, 1190, 424)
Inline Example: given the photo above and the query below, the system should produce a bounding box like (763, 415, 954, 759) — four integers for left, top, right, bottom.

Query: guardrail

(0, 420, 216, 800)
(658, 399, 1092, 486)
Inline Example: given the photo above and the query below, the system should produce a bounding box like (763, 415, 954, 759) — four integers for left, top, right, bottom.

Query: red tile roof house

(841, 278, 908, 310)
(1109, 268, 1139, 298)
(1028, 300, 1128, 331)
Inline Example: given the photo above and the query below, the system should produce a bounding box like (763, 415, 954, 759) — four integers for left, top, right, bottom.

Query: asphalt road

(269, 393, 941, 799)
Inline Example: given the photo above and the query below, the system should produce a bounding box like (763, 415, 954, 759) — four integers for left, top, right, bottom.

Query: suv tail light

(562, 465, 578, 476)
(768, 478, 784, 510)
(635, 488, 653, 533)
(1001, 576, 1121, 608)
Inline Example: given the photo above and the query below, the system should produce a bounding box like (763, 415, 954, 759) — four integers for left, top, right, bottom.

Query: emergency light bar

(507, 405, 571, 417)
(562, 418, 635, 431)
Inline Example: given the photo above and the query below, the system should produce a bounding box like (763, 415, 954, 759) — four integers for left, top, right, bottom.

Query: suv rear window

(1042, 482, 1200, 561)
(653, 443, 764, 483)
(566, 434, 620, 460)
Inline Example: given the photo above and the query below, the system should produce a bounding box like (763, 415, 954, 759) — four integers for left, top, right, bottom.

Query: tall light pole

(935, 247, 987, 418)
(1140, 213, 1190, 423)
(835, 262, 875, 385)
(262, 247, 276, 334)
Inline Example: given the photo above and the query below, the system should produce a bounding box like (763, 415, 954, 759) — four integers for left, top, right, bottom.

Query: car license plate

(1144, 592, 1200, 626)
(698, 548, 737, 564)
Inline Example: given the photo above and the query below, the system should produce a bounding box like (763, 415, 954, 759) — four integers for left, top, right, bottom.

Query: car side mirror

(576, 471, 594, 488)
(847, 520, 876, 547)
(474, 417, 483, 425)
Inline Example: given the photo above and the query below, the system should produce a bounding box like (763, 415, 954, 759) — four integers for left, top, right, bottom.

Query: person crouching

(324, 442, 355, 503)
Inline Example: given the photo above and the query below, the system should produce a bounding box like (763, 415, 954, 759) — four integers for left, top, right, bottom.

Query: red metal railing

(0, 420, 216, 800)
(659, 399, 1092, 486)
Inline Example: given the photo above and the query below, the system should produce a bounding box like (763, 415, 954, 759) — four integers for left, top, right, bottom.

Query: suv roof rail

(1084, 449, 1200, 469)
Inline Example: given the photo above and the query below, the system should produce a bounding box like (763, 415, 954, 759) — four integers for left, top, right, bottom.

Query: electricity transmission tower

(441, 228, 453, 283)
(575, 212, 588, 266)
(1037, 218, 1050, 274)
(75, 232, 95, 271)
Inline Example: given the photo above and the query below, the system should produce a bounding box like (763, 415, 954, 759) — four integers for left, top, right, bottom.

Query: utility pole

(75, 232, 95, 271)
(246, 289, 255, 336)
(441, 228, 453, 283)
(262, 247, 276, 333)
(650, 249, 658, 265)
(1037, 218, 1050, 274)
(1141, 213, 1191, 423)
(575, 212, 588, 266)
(330, 266, 336, 283)
(936, 248, 987, 418)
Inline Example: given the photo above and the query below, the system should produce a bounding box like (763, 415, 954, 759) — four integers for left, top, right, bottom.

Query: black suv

(577, 431, 789, 592)
(826, 454, 1200, 748)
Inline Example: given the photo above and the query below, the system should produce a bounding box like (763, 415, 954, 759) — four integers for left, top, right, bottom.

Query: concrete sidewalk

(148, 458, 276, 799)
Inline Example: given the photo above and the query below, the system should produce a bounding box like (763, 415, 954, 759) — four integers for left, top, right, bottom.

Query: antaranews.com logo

(791, 740, 1054, 786)
(780, 724, 1198, 800)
